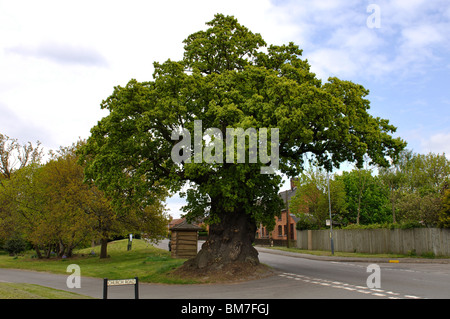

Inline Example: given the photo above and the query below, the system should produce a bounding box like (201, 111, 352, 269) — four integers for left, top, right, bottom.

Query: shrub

(3, 235, 28, 256)
(296, 214, 319, 230)
(397, 221, 424, 229)
(340, 221, 425, 230)
(421, 251, 436, 259)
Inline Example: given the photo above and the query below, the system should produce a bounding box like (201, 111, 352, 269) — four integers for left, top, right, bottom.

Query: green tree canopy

(290, 166, 347, 229)
(337, 169, 390, 225)
(79, 14, 406, 270)
(439, 189, 450, 228)
(378, 149, 449, 226)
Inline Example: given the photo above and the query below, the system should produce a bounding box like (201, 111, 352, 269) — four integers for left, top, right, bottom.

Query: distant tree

(380, 150, 449, 225)
(0, 133, 43, 245)
(50, 141, 169, 258)
(378, 150, 413, 223)
(1, 139, 168, 259)
(290, 166, 347, 229)
(439, 189, 450, 228)
(396, 192, 441, 226)
(0, 164, 49, 258)
(337, 169, 390, 225)
(0, 133, 43, 180)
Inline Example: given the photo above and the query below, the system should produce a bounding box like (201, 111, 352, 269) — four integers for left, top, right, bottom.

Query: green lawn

(0, 283, 94, 299)
(0, 239, 194, 284)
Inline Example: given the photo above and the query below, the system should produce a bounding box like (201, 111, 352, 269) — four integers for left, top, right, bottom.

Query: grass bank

(0, 239, 194, 284)
(0, 283, 94, 299)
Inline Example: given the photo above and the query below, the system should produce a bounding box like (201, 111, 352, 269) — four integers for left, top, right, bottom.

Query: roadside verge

(255, 246, 450, 264)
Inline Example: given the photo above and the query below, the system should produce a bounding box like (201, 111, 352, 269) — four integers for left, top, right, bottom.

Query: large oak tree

(79, 14, 406, 270)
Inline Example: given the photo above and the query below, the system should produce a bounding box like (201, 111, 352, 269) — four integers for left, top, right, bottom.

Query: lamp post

(327, 171, 334, 255)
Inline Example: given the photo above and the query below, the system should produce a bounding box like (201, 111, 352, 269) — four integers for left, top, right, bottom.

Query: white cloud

(0, 0, 298, 150)
(6, 42, 108, 67)
(307, 48, 357, 80)
(421, 132, 450, 157)
(401, 24, 443, 49)
(268, 0, 450, 82)
(0, 102, 55, 145)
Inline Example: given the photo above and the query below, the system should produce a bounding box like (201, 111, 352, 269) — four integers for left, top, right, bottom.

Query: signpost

(127, 234, 133, 251)
(103, 277, 139, 299)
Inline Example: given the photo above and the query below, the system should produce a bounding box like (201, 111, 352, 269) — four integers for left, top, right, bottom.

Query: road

(1, 239, 449, 299)
(257, 247, 450, 299)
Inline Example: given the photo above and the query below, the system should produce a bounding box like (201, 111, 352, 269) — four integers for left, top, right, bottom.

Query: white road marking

(278, 272, 424, 299)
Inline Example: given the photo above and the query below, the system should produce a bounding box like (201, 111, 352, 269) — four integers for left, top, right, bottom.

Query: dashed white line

(404, 295, 421, 299)
(278, 272, 424, 299)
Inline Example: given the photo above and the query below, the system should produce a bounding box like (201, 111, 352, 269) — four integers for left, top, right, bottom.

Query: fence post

(103, 278, 108, 299)
(307, 230, 312, 250)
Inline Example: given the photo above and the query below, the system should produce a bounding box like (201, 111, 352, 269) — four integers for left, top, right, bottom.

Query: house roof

(168, 218, 184, 228)
(169, 219, 202, 231)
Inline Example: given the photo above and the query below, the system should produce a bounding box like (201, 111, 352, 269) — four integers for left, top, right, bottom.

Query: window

(278, 225, 282, 237)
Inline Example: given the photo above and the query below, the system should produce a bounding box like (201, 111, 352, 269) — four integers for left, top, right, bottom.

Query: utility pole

(327, 171, 334, 255)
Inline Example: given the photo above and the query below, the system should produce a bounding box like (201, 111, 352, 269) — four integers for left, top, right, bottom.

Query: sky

(1, 0, 449, 218)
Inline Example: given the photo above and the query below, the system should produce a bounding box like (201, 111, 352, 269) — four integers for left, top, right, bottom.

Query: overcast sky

(1, 0, 449, 218)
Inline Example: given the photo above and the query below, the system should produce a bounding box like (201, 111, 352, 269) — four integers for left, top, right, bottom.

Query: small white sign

(107, 279, 136, 286)
(326, 219, 331, 226)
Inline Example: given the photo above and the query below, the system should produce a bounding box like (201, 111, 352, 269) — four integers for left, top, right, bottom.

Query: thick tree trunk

(184, 210, 259, 270)
(58, 240, 66, 258)
(100, 237, 108, 259)
(34, 245, 42, 259)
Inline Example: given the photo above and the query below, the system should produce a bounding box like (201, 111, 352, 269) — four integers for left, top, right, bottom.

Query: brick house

(256, 179, 299, 241)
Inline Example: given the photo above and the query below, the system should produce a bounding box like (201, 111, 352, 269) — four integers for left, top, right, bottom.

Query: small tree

(439, 189, 450, 228)
(0, 133, 43, 180)
(290, 166, 347, 229)
(338, 169, 391, 225)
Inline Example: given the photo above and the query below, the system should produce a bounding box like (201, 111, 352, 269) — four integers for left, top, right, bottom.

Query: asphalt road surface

(257, 247, 450, 299)
(1, 239, 449, 299)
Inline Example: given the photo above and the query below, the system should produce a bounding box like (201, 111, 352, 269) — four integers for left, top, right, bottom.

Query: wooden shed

(169, 220, 201, 259)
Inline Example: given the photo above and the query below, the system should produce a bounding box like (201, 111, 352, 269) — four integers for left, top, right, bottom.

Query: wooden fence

(296, 228, 450, 256)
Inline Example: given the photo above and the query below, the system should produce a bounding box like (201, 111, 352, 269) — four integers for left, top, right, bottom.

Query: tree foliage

(0, 133, 43, 180)
(0, 137, 169, 258)
(379, 150, 449, 226)
(337, 169, 390, 225)
(78, 14, 406, 268)
(290, 166, 347, 229)
(439, 189, 450, 228)
(292, 150, 449, 229)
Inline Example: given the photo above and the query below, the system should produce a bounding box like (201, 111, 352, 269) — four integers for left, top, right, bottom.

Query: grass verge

(266, 246, 448, 259)
(0, 283, 94, 299)
(0, 239, 195, 284)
